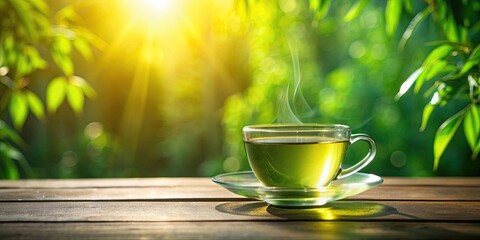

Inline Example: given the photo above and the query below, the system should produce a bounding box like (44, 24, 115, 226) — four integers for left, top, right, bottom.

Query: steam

(276, 36, 372, 129)
(276, 37, 315, 124)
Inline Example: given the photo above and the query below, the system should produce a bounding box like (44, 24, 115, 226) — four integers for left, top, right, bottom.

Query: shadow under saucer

(215, 201, 401, 221)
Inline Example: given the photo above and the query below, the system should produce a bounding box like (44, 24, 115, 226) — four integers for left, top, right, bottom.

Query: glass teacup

(243, 124, 376, 188)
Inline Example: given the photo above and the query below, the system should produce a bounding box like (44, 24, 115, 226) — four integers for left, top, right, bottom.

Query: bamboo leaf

(385, 0, 402, 35)
(344, 0, 369, 22)
(46, 77, 67, 113)
(474, 143, 480, 160)
(444, 15, 459, 42)
(8, 92, 29, 130)
(426, 61, 457, 80)
(459, 44, 480, 75)
(420, 103, 435, 132)
(309, 0, 320, 11)
(399, 7, 432, 49)
(413, 66, 430, 94)
(414, 61, 453, 93)
(464, 104, 480, 158)
(395, 67, 423, 100)
(404, 0, 413, 14)
(314, 0, 331, 20)
(460, 61, 480, 76)
(424, 44, 455, 66)
(25, 90, 45, 119)
(67, 84, 84, 114)
(433, 109, 466, 170)
(468, 44, 480, 60)
(468, 75, 479, 101)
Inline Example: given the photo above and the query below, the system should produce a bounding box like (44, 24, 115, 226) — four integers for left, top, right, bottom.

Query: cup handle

(336, 134, 377, 179)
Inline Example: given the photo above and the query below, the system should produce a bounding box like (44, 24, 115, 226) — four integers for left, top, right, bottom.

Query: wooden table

(0, 176, 479, 239)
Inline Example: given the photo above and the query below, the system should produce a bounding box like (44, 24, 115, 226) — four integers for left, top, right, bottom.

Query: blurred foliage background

(0, 0, 479, 179)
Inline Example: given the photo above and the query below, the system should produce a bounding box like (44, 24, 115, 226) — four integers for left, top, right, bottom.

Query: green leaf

(423, 44, 455, 66)
(436, 0, 447, 20)
(464, 104, 480, 158)
(0, 120, 26, 147)
(426, 61, 456, 80)
(404, 0, 413, 14)
(52, 52, 74, 77)
(413, 66, 432, 94)
(67, 84, 84, 114)
(25, 90, 45, 119)
(0, 142, 27, 179)
(444, 14, 459, 42)
(474, 142, 480, 160)
(399, 7, 432, 49)
(313, 0, 331, 20)
(420, 103, 435, 132)
(56, 5, 81, 24)
(74, 27, 107, 51)
(395, 67, 423, 100)
(344, 0, 369, 22)
(459, 44, 480, 75)
(46, 77, 67, 113)
(460, 60, 480, 76)
(414, 60, 455, 93)
(73, 37, 93, 60)
(8, 0, 39, 40)
(29, 0, 49, 14)
(385, 0, 402, 36)
(468, 75, 479, 101)
(16, 54, 30, 77)
(0, 143, 19, 179)
(4, 33, 15, 52)
(52, 36, 74, 76)
(8, 92, 29, 130)
(309, 0, 320, 11)
(433, 109, 466, 170)
(69, 76, 96, 98)
(468, 44, 480, 60)
(25, 45, 47, 70)
(53, 36, 72, 54)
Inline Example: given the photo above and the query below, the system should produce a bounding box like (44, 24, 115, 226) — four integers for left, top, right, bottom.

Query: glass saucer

(212, 171, 383, 207)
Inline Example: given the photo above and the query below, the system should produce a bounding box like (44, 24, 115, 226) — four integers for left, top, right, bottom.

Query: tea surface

(245, 137, 349, 188)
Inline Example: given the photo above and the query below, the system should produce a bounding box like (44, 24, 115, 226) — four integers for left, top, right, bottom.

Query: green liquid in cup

(245, 137, 349, 188)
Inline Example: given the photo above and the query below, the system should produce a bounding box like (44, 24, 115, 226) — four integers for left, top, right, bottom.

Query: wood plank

(0, 185, 479, 201)
(0, 178, 214, 189)
(360, 185, 480, 201)
(1, 201, 479, 222)
(0, 186, 239, 201)
(382, 177, 480, 186)
(1, 177, 479, 189)
(1, 222, 479, 240)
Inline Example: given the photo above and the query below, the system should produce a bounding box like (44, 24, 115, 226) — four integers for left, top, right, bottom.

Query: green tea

(244, 136, 349, 188)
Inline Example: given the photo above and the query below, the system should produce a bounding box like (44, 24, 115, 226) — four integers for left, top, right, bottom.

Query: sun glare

(127, 0, 178, 23)
(145, 0, 171, 10)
